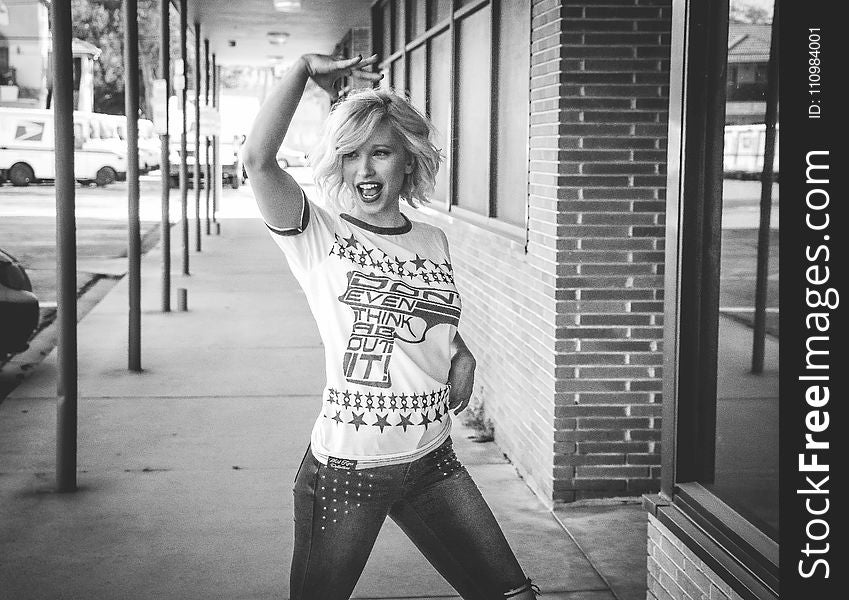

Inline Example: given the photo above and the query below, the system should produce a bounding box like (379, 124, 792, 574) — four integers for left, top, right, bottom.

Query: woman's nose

(357, 155, 375, 176)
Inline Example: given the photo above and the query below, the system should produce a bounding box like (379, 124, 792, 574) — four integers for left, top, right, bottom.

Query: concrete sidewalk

(0, 188, 648, 600)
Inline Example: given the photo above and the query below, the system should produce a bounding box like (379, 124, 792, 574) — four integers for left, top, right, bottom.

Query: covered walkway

(0, 181, 647, 599)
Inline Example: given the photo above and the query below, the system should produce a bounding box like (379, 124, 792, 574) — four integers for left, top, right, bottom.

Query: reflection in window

(710, 0, 778, 539)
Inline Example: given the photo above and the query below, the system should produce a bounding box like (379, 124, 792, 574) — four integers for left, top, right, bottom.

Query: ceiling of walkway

(181, 0, 373, 67)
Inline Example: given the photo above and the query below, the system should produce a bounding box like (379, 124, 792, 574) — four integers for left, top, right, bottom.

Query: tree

(729, 1, 772, 24)
(71, 0, 190, 116)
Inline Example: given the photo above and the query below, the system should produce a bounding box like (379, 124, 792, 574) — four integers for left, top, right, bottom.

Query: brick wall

(414, 0, 671, 506)
(410, 211, 561, 504)
(542, 0, 670, 502)
(647, 515, 747, 600)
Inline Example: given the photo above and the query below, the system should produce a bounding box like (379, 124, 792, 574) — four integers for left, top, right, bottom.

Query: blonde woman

(243, 53, 538, 600)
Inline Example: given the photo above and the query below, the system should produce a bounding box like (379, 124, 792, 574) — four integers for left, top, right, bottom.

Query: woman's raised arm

(242, 54, 381, 229)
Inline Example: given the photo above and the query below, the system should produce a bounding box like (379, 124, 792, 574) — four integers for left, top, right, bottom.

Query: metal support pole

(125, 0, 141, 372)
(212, 56, 220, 233)
(204, 38, 211, 236)
(51, 0, 78, 493)
(751, 4, 779, 374)
(180, 0, 189, 275)
(193, 22, 202, 252)
(159, 0, 171, 312)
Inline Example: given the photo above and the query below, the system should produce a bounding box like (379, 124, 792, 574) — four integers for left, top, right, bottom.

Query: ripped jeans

(289, 437, 538, 600)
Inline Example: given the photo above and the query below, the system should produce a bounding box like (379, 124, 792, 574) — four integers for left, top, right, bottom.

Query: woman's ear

(404, 154, 415, 175)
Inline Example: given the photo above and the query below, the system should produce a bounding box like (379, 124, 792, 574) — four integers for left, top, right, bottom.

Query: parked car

(168, 129, 246, 189)
(276, 145, 308, 168)
(0, 247, 40, 360)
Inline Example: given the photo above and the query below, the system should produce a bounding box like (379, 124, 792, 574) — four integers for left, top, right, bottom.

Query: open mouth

(356, 182, 383, 202)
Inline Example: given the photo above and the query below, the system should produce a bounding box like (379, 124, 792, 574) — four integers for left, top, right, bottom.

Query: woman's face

(341, 120, 413, 218)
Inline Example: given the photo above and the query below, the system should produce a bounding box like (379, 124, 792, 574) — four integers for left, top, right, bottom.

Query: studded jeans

(289, 437, 535, 600)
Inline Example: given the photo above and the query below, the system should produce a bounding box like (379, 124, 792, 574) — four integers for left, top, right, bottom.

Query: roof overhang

(179, 0, 373, 68)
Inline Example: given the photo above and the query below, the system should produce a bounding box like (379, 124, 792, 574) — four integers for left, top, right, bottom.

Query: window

(373, 0, 531, 235)
(73, 57, 82, 90)
(661, 0, 778, 597)
(454, 4, 491, 216)
(711, 0, 779, 541)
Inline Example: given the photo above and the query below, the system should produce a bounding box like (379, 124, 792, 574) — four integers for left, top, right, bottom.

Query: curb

(0, 275, 120, 402)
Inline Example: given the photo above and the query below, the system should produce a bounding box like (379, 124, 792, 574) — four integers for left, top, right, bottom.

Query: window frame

(657, 0, 779, 598)
(372, 0, 530, 244)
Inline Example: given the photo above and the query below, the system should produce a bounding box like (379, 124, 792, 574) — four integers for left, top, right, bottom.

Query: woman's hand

(301, 53, 383, 101)
(448, 333, 476, 415)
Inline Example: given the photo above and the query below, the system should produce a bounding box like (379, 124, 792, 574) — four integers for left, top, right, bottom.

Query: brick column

(538, 0, 672, 502)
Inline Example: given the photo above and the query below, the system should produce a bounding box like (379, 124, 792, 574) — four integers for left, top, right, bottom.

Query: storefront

(645, 0, 778, 597)
(370, 1, 778, 599)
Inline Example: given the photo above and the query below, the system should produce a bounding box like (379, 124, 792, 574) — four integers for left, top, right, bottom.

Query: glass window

(493, 0, 530, 227)
(708, 0, 778, 538)
(408, 45, 427, 115)
(394, 0, 405, 53)
(0, 46, 10, 73)
(428, 0, 452, 27)
(407, 0, 426, 40)
(383, 2, 393, 57)
(374, 0, 530, 230)
(454, 4, 491, 215)
(73, 122, 85, 149)
(428, 31, 451, 204)
(391, 59, 405, 92)
(73, 57, 82, 90)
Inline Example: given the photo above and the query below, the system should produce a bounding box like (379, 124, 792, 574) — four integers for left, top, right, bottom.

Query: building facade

(365, 1, 778, 599)
(0, 0, 99, 110)
(0, 0, 50, 106)
(369, 0, 669, 506)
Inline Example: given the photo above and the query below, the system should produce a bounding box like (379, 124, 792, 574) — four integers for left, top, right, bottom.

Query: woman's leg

(289, 448, 400, 600)
(388, 440, 539, 600)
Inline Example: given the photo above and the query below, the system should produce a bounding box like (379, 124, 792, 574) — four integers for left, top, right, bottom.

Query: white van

(0, 107, 127, 186)
(97, 114, 160, 173)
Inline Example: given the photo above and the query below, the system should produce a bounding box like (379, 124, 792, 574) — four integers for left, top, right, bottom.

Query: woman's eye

(342, 151, 358, 160)
(374, 149, 389, 157)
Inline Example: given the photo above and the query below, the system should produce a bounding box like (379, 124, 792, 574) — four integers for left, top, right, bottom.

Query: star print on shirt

(396, 413, 413, 432)
(344, 234, 358, 249)
(373, 413, 391, 433)
(327, 233, 455, 285)
(410, 254, 428, 271)
(349, 411, 366, 431)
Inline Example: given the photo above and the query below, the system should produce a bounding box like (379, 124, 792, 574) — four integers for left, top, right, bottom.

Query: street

(0, 177, 176, 304)
(719, 179, 780, 336)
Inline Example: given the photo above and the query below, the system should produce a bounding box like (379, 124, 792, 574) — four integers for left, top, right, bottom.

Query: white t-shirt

(266, 191, 461, 469)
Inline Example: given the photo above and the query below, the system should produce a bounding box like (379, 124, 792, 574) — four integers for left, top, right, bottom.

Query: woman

(242, 53, 539, 600)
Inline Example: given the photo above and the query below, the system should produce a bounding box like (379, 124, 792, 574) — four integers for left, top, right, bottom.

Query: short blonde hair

(309, 87, 443, 210)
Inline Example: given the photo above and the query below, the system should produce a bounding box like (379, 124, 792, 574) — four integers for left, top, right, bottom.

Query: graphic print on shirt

(328, 230, 460, 389)
(339, 271, 461, 387)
